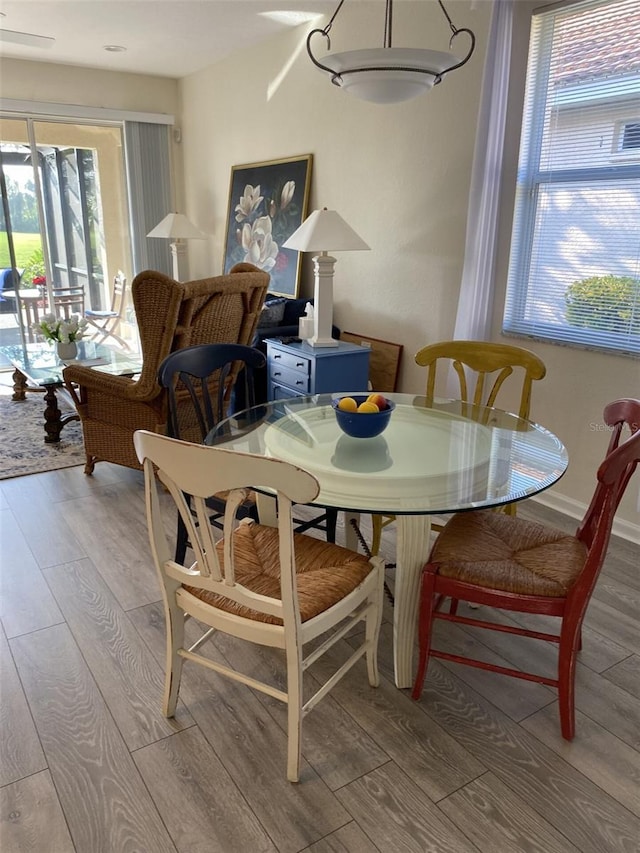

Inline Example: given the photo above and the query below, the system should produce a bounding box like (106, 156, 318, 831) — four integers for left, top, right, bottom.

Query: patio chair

(52, 284, 85, 319)
(412, 398, 640, 741)
(64, 264, 269, 473)
(85, 270, 130, 349)
(370, 340, 547, 555)
(133, 428, 385, 782)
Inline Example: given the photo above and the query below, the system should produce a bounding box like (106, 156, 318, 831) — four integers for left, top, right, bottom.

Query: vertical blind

(124, 121, 173, 278)
(503, 0, 640, 356)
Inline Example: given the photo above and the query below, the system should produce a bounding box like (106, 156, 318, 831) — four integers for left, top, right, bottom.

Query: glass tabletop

(207, 393, 569, 516)
(2, 341, 142, 386)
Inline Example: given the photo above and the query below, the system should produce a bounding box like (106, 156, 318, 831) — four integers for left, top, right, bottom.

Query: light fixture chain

(384, 0, 393, 49)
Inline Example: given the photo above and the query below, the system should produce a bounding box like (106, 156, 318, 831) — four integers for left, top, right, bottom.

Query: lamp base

(307, 334, 338, 348)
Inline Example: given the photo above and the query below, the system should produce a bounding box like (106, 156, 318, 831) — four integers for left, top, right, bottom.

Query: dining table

(208, 392, 569, 688)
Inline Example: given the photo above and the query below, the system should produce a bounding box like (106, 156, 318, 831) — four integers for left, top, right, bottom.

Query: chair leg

(412, 566, 437, 700)
(558, 618, 580, 740)
(286, 652, 303, 782)
(365, 575, 384, 687)
(371, 515, 383, 556)
(163, 604, 185, 717)
(325, 507, 338, 543)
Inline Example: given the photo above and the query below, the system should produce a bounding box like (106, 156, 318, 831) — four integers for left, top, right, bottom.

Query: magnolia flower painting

(223, 155, 313, 297)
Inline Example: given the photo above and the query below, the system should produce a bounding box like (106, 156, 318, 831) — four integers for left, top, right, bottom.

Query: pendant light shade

(307, 0, 476, 105)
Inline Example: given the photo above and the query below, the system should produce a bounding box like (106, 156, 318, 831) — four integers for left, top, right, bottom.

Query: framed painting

(223, 154, 313, 297)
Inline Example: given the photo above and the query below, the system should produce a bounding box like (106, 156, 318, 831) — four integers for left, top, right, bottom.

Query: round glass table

(208, 393, 569, 687)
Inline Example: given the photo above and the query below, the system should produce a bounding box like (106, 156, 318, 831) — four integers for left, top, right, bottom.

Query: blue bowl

(332, 395, 395, 438)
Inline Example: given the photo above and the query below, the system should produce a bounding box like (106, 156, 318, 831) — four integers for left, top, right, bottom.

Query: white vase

(56, 341, 78, 360)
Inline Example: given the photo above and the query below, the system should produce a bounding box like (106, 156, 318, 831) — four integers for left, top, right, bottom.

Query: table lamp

(147, 212, 206, 281)
(283, 208, 369, 347)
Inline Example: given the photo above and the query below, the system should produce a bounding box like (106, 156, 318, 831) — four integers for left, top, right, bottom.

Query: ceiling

(0, 1, 337, 79)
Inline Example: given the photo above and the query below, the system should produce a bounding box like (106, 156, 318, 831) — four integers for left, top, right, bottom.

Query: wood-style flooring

(1, 461, 638, 852)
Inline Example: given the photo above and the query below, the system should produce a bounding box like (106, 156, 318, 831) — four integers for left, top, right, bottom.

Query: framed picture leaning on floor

(222, 154, 313, 297)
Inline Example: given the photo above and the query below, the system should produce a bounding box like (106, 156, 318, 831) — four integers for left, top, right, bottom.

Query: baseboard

(532, 491, 640, 545)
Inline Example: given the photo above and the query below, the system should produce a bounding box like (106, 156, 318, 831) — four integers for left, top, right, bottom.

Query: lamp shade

(147, 212, 205, 240)
(283, 208, 370, 253)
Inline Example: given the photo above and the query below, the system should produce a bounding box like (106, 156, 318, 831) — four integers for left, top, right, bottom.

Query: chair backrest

(110, 270, 128, 316)
(53, 285, 85, 319)
(130, 262, 270, 403)
(133, 430, 319, 623)
(577, 398, 640, 550)
(0, 267, 21, 298)
(157, 343, 266, 442)
(415, 340, 546, 420)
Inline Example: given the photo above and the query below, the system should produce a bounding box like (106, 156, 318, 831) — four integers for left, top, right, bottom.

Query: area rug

(0, 390, 86, 479)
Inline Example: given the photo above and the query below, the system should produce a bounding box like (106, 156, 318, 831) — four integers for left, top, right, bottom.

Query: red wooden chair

(412, 398, 640, 741)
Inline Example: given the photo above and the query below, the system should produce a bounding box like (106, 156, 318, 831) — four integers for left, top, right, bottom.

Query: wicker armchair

(64, 263, 269, 474)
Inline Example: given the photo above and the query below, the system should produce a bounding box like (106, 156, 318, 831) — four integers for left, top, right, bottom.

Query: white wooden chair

(133, 429, 385, 782)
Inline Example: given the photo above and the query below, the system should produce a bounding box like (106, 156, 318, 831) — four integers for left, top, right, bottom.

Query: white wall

(179, 0, 638, 534)
(0, 58, 179, 117)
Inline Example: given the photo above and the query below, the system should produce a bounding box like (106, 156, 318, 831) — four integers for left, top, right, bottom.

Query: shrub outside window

(503, 0, 640, 356)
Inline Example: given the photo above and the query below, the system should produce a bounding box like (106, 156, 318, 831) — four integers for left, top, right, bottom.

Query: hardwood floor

(0, 462, 638, 852)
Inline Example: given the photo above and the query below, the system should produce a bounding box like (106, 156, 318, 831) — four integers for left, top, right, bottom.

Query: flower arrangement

(34, 312, 88, 344)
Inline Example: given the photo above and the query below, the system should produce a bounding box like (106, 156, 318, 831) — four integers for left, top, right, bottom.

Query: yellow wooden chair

(370, 340, 547, 556)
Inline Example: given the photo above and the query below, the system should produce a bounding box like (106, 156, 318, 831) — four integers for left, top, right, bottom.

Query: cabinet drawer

(269, 364, 311, 393)
(269, 349, 311, 375)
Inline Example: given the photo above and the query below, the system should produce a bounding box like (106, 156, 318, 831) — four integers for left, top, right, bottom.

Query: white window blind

(503, 0, 640, 356)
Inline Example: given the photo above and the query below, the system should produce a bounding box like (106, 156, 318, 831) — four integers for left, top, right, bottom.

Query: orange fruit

(337, 396, 358, 412)
(357, 401, 379, 413)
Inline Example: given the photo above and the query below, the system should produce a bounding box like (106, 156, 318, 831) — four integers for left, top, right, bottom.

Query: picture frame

(222, 154, 313, 297)
(340, 332, 403, 392)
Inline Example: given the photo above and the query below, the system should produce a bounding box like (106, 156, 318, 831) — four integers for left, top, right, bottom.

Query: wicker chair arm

(63, 364, 144, 401)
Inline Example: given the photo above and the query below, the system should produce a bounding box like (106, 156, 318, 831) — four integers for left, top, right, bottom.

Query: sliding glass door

(0, 116, 133, 351)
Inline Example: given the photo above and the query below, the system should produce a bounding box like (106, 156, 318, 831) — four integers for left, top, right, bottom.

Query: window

(503, 0, 640, 356)
(621, 121, 640, 151)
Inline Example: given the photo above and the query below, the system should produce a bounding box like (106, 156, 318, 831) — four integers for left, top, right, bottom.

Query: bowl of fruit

(332, 393, 395, 438)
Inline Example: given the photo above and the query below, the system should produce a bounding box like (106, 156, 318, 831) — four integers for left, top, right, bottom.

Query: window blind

(503, 0, 640, 356)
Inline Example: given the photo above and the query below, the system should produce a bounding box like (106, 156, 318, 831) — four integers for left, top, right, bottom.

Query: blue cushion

(258, 297, 286, 328)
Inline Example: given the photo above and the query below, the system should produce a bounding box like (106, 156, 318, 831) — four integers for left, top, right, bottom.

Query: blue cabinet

(266, 338, 370, 401)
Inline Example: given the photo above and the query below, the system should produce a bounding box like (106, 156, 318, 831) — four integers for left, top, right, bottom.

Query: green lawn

(0, 233, 42, 270)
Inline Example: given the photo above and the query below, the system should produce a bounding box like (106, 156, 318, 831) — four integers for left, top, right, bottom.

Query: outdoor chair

(370, 340, 547, 555)
(412, 398, 640, 742)
(52, 284, 86, 319)
(85, 269, 130, 349)
(64, 264, 269, 473)
(134, 429, 385, 782)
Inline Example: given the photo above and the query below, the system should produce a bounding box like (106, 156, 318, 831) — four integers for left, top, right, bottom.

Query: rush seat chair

(411, 398, 640, 741)
(134, 429, 385, 782)
(370, 340, 547, 556)
(157, 342, 267, 564)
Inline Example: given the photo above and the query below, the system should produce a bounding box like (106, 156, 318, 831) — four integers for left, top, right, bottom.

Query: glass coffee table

(2, 341, 142, 444)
